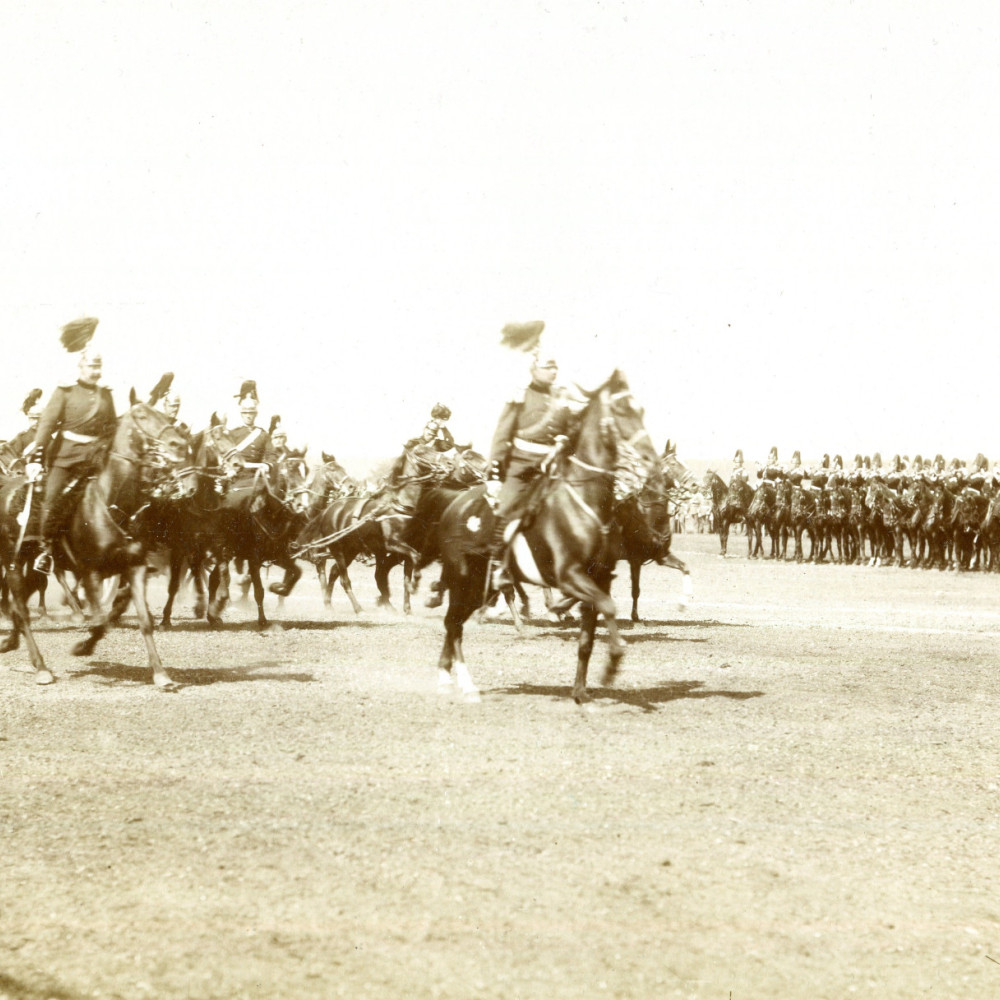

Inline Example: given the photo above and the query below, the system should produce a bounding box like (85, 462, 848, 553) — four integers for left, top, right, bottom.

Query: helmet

(239, 396, 258, 415)
(430, 403, 451, 421)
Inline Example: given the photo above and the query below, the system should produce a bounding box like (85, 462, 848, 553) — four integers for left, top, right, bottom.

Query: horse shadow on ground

(155, 618, 384, 633)
(492, 679, 764, 714)
(65, 660, 317, 688)
(0, 970, 84, 1000)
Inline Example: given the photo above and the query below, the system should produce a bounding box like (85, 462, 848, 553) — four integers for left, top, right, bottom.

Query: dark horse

(702, 470, 753, 556)
(34, 397, 191, 687)
(432, 370, 659, 704)
(0, 477, 52, 683)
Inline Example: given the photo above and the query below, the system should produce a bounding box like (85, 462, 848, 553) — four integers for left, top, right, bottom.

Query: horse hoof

(35, 669, 55, 685)
(207, 614, 223, 629)
(70, 640, 94, 657)
(1, 637, 19, 654)
(266, 623, 284, 634)
(154, 676, 180, 692)
(268, 583, 291, 597)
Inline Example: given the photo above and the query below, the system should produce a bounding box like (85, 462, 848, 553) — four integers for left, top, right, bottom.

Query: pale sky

(2, 1, 997, 474)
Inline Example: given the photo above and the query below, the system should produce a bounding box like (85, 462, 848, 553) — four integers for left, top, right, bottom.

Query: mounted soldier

(405, 403, 455, 455)
(486, 321, 573, 590)
(26, 319, 116, 574)
(219, 381, 278, 507)
(147, 371, 190, 441)
(5, 389, 44, 471)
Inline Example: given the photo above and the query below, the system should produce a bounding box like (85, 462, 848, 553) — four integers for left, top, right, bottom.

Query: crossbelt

(61, 430, 98, 444)
(513, 436, 551, 455)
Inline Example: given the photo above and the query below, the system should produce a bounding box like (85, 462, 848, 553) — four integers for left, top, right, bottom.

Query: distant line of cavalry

(701, 449, 1000, 572)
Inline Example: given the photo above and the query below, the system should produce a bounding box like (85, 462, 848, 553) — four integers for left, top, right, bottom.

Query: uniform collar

(528, 379, 552, 394)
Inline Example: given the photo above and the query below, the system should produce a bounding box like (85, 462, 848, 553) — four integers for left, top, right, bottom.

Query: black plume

(234, 379, 258, 401)
(21, 388, 43, 415)
(148, 372, 174, 406)
(60, 317, 99, 352)
(499, 320, 545, 353)
(268, 415, 280, 435)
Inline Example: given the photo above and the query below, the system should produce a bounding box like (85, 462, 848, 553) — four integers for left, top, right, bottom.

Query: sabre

(14, 480, 34, 559)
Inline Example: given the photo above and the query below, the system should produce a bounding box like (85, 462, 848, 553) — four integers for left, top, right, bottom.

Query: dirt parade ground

(2, 534, 999, 1000)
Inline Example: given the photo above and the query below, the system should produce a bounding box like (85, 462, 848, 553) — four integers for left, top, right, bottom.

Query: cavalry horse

(432, 370, 659, 704)
(189, 417, 305, 628)
(0, 477, 52, 683)
(702, 470, 753, 556)
(26, 396, 192, 687)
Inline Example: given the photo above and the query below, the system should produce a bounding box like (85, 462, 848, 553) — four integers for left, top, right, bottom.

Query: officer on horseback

(486, 352, 572, 590)
(26, 347, 117, 574)
(219, 381, 278, 505)
(405, 403, 455, 454)
(6, 389, 44, 469)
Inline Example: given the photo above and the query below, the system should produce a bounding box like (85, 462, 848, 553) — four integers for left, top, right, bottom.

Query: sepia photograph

(2, 2, 998, 998)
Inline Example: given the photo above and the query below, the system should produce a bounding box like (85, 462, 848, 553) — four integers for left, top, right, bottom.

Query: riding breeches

(39, 466, 80, 541)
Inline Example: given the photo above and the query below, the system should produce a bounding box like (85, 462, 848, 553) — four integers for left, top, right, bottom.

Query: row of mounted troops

(702, 447, 1000, 571)
(0, 317, 694, 700)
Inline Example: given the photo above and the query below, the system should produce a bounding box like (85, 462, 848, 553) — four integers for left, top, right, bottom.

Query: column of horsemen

(0, 318, 694, 644)
(704, 446, 1000, 571)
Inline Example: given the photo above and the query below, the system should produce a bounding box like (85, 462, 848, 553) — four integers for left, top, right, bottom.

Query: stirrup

(33, 549, 54, 575)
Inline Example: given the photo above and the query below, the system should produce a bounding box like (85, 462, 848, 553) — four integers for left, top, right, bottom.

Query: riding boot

(488, 518, 511, 591)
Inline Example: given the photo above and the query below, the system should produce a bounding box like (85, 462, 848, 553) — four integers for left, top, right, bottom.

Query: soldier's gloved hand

(25, 462, 43, 482)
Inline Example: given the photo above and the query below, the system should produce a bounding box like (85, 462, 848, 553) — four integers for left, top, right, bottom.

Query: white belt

(62, 430, 97, 444)
(513, 437, 551, 455)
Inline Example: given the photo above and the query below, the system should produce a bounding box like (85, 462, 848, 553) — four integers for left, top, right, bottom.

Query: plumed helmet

(430, 403, 451, 421)
(500, 320, 545, 353)
(60, 317, 99, 353)
(268, 415, 282, 437)
(234, 379, 259, 403)
(833, 454, 843, 469)
(767, 446, 778, 464)
(791, 450, 801, 465)
(733, 448, 744, 465)
(148, 372, 175, 407)
(531, 352, 558, 370)
(21, 388, 43, 416)
(873, 452, 882, 468)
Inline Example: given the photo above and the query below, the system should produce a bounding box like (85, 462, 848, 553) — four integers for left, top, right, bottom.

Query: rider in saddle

(731, 449, 749, 485)
(404, 404, 455, 455)
(26, 348, 117, 574)
(6, 389, 44, 469)
(758, 446, 782, 483)
(219, 381, 278, 508)
(159, 390, 190, 440)
(486, 353, 572, 591)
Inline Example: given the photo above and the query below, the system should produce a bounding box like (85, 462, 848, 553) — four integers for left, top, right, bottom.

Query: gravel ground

(2, 534, 999, 1000)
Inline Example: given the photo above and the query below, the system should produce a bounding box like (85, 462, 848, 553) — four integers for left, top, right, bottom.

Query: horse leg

(125, 563, 176, 689)
(629, 559, 641, 623)
(572, 602, 598, 704)
(316, 560, 332, 607)
(161, 550, 183, 628)
(192, 561, 208, 619)
(54, 567, 86, 622)
(267, 558, 302, 598)
(71, 571, 109, 657)
(207, 561, 229, 627)
(441, 570, 481, 702)
(501, 584, 524, 634)
(3, 562, 52, 684)
(332, 551, 364, 614)
(106, 577, 133, 624)
(373, 553, 394, 611)
(248, 561, 268, 627)
(659, 552, 693, 608)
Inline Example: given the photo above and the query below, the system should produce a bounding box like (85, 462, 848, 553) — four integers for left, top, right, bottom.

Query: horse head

(570, 370, 658, 484)
(109, 399, 195, 501)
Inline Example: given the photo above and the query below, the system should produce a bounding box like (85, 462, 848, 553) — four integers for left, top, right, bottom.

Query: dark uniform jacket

(8, 426, 38, 461)
(228, 424, 277, 467)
(489, 382, 572, 473)
(32, 382, 117, 470)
